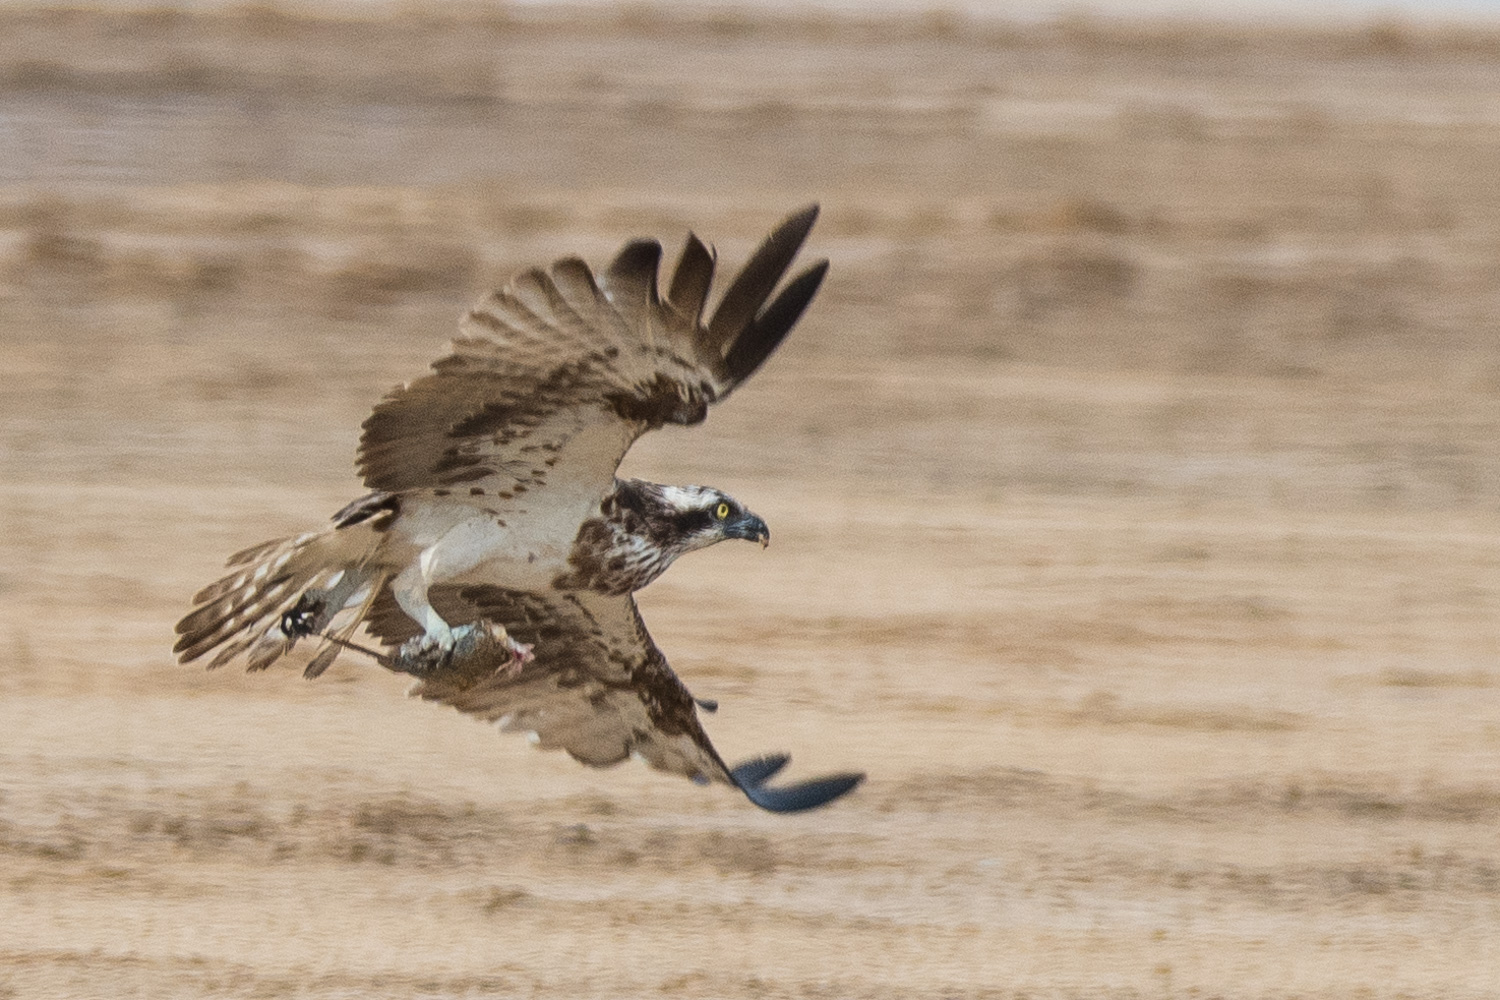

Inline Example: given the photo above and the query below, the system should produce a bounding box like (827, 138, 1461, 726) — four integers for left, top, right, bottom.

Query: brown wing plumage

(356, 205, 828, 498)
(365, 583, 863, 813)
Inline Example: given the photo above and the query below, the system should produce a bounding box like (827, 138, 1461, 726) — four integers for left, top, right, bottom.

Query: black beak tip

(727, 513, 771, 547)
(750, 515, 770, 548)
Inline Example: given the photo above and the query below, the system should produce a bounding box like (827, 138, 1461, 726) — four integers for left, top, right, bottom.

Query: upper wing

(357, 206, 828, 497)
(364, 584, 863, 813)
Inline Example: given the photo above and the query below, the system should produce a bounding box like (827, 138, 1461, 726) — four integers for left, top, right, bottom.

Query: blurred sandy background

(1, 5, 1499, 998)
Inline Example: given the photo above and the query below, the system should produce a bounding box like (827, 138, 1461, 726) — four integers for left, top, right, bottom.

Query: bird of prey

(174, 205, 863, 813)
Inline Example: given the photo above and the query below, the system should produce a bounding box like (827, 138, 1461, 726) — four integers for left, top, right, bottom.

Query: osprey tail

(174, 498, 397, 677)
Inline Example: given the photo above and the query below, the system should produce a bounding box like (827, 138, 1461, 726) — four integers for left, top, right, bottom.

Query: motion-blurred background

(1, 4, 1498, 998)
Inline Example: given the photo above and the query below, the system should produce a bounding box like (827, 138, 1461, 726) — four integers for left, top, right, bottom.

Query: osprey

(175, 206, 863, 813)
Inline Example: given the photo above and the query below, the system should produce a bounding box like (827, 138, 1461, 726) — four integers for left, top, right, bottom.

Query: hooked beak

(726, 511, 770, 548)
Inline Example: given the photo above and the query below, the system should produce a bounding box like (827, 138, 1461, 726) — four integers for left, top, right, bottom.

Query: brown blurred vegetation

(5, 5, 1500, 386)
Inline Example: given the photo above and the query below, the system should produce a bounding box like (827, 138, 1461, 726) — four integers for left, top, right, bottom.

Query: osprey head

(562, 480, 772, 596)
(653, 484, 770, 552)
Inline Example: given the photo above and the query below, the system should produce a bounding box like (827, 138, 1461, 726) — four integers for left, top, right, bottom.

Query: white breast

(394, 489, 602, 591)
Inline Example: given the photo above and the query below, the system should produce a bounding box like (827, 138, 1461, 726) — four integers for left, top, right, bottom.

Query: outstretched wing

(364, 584, 863, 813)
(357, 206, 828, 498)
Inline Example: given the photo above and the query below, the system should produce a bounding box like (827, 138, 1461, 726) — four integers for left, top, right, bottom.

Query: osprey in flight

(175, 205, 863, 812)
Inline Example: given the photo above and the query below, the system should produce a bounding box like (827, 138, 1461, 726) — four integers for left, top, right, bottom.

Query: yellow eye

(715, 502, 730, 520)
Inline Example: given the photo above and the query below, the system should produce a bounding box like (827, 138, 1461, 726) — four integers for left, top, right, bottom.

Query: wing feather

(603, 238, 664, 315)
(377, 586, 732, 785)
(666, 233, 715, 325)
(725, 259, 829, 385)
(705, 203, 821, 352)
(364, 584, 862, 811)
(356, 206, 825, 497)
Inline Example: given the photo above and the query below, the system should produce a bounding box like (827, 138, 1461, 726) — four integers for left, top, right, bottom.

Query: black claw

(729, 754, 864, 813)
(694, 696, 719, 714)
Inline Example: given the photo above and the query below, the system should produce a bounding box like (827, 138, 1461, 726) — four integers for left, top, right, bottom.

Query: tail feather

(301, 641, 342, 681)
(174, 576, 300, 663)
(191, 571, 249, 607)
(205, 629, 263, 671)
(302, 569, 392, 680)
(224, 533, 313, 569)
(245, 631, 295, 672)
(176, 573, 294, 650)
(175, 528, 382, 673)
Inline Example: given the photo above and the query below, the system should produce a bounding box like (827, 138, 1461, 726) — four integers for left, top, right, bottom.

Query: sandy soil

(0, 7, 1498, 998)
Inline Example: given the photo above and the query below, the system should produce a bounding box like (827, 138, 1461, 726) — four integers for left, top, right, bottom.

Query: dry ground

(1, 7, 1498, 998)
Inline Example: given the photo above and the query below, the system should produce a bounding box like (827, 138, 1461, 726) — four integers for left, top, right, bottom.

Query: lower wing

(363, 583, 864, 813)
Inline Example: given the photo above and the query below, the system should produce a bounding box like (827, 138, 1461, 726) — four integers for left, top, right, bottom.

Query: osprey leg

(387, 619, 534, 678)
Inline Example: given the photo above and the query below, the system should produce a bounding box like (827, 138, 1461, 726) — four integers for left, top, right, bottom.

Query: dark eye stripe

(674, 509, 714, 533)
